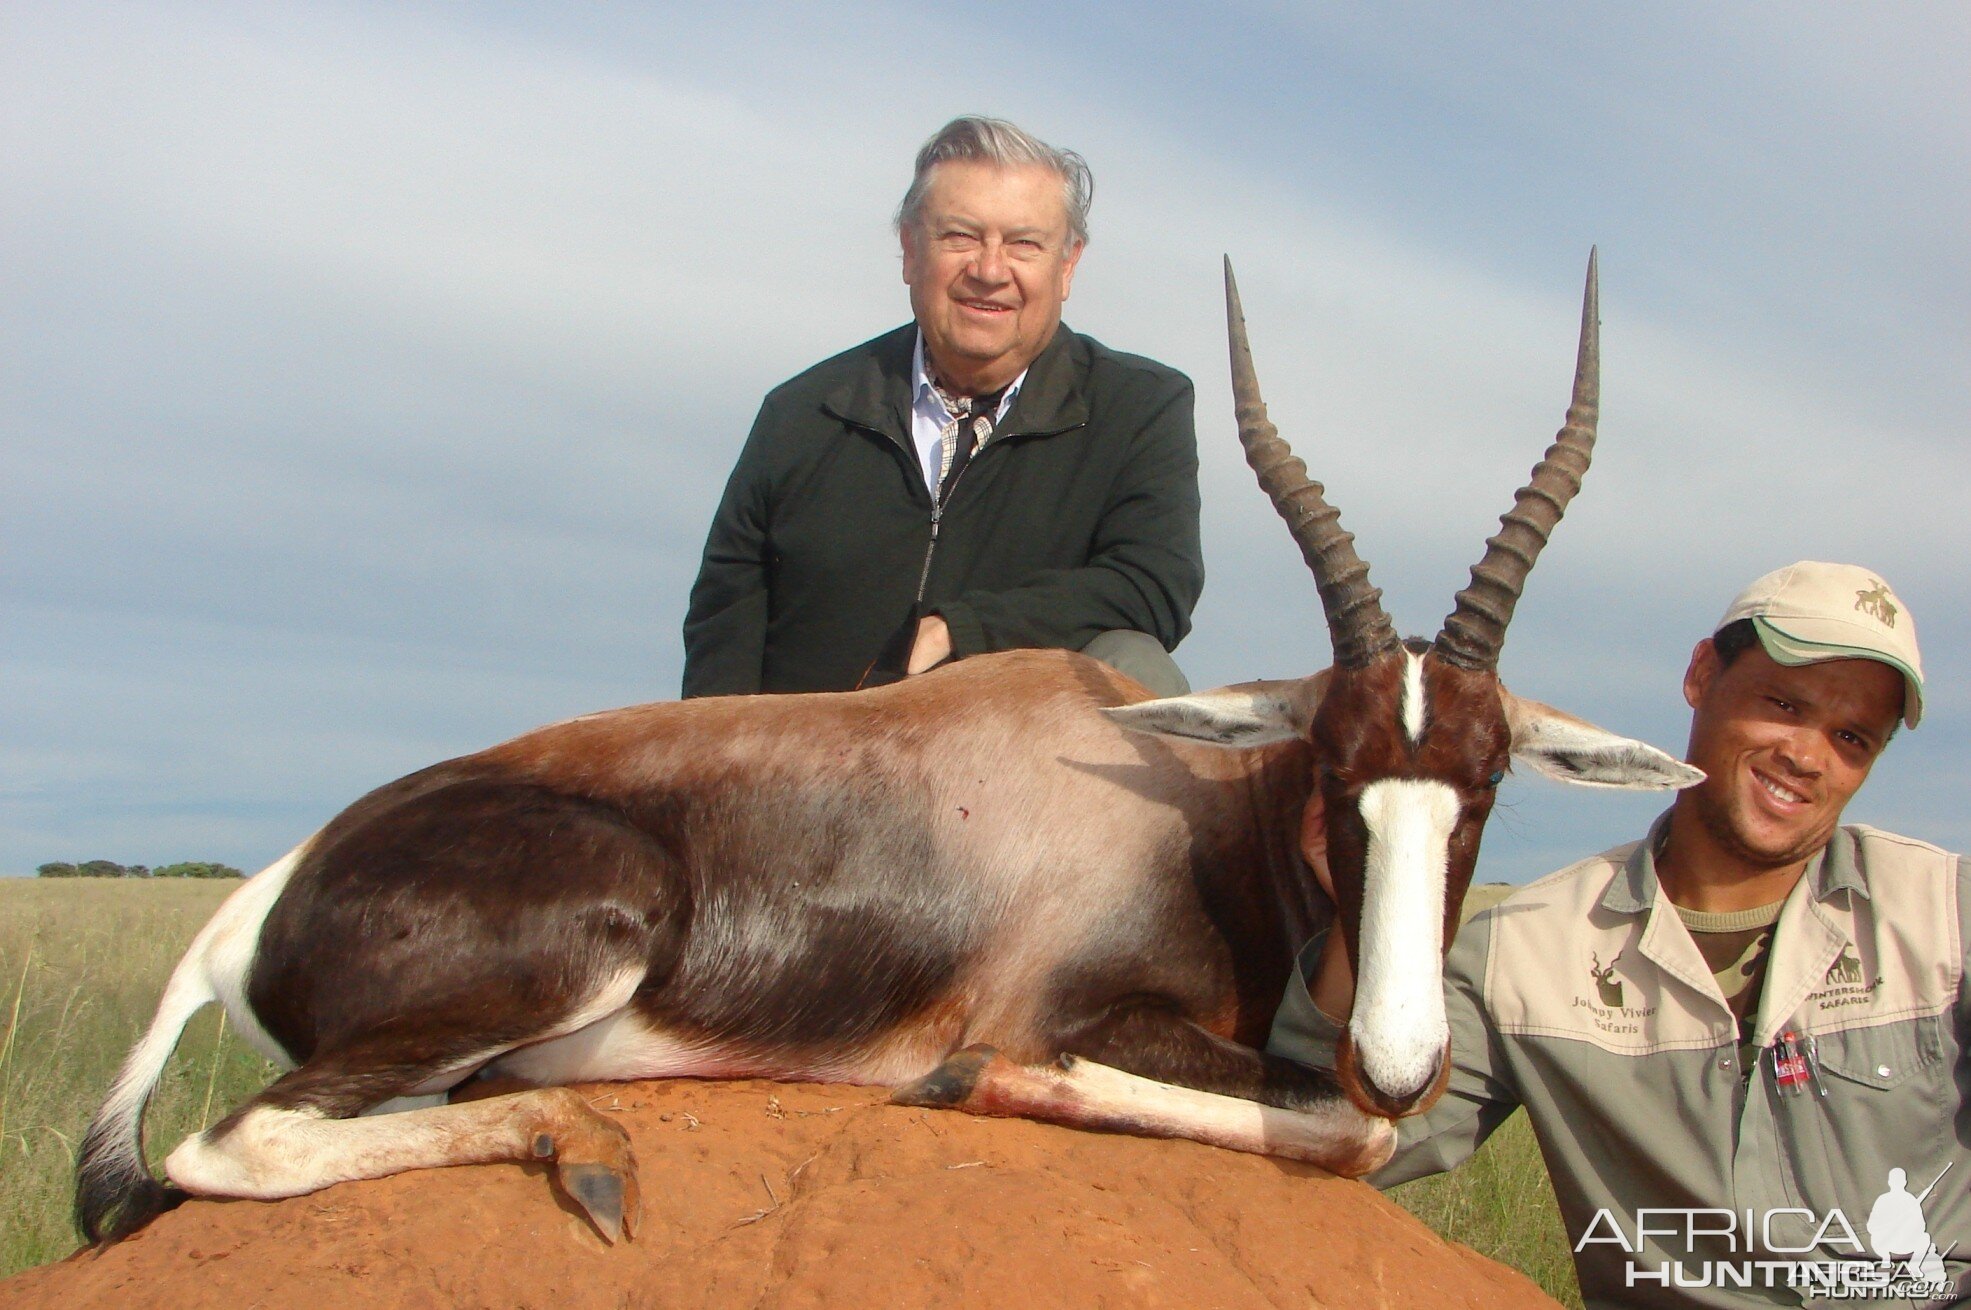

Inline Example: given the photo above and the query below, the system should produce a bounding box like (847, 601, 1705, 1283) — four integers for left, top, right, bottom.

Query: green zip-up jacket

(680, 323, 1202, 697)
(1269, 818, 1971, 1309)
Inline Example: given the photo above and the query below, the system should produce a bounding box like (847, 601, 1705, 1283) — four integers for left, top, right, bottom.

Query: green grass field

(0, 877, 1581, 1306)
(0, 878, 278, 1276)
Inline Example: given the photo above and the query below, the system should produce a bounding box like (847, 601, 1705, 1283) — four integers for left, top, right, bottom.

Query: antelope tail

(73, 953, 213, 1241)
(74, 842, 304, 1242)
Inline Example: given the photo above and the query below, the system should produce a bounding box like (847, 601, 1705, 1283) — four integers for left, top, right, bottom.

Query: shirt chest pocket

(1779, 1015, 1953, 1228)
(1813, 1016, 1945, 1090)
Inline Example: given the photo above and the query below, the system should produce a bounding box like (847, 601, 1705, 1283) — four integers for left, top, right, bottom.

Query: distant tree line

(36, 860, 244, 879)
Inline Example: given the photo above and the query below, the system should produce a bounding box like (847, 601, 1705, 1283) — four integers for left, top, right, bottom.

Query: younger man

(1273, 561, 1964, 1309)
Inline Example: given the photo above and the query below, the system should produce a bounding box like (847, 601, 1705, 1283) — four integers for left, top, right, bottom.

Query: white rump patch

(198, 843, 309, 1063)
(1401, 649, 1426, 743)
(1349, 779, 1458, 1100)
(106, 838, 312, 1138)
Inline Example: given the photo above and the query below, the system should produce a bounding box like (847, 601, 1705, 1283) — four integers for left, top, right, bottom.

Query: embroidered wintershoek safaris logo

(1826, 944, 1866, 987)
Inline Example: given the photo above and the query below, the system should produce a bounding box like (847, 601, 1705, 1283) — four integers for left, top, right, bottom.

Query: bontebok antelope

(79, 251, 1698, 1246)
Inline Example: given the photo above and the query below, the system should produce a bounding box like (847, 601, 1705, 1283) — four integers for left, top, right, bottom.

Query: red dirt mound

(5, 1079, 1558, 1309)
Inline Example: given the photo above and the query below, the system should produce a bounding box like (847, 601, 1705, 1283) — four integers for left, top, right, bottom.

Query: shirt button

(1718, 1057, 1733, 1070)
(1877, 1065, 1893, 1077)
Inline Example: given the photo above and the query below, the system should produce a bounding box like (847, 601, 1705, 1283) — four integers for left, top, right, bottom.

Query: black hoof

(559, 1162, 628, 1244)
(891, 1045, 1001, 1109)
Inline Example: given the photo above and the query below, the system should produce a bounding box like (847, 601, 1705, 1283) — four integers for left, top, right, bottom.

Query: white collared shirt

(909, 331, 1027, 494)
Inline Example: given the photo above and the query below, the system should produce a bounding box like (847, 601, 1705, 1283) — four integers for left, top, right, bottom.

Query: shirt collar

(912, 331, 1026, 424)
(1814, 827, 1870, 901)
(1599, 809, 1868, 916)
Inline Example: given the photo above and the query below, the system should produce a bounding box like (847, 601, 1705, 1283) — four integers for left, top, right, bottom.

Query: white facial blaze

(1349, 778, 1459, 1100)
(1401, 649, 1426, 743)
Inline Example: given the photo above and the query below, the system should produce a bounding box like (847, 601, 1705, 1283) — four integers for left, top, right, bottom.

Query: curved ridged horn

(1434, 248, 1600, 671)
(1226, 257, 1398, 668)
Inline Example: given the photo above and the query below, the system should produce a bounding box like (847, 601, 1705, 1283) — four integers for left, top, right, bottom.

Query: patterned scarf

(929, 376, 1006, 503)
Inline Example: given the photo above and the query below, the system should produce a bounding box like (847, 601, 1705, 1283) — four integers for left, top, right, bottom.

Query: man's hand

(1303, 790, 1333, 900)
(906, 615, 954, 674)
(1301, 792, 1358, 1022)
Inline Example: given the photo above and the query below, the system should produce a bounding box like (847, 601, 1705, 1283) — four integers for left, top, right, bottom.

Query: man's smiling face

(1678, 640, 1904, 873)
(900, 160, 1082, 395)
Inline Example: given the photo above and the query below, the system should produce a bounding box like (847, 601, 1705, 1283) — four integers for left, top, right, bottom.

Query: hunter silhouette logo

(1867, 1163, 1952, 1288)
(1591, 950, 1625, 1008)
(1826, 944, 1865, 987)
(1855, 580, 1899, 627)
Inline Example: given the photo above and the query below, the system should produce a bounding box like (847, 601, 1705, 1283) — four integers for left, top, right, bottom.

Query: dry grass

(1, 878, 1580, 1304)
(0, 879, 277, 1276)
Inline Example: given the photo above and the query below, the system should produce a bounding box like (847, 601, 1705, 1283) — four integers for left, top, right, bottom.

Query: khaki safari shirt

(1269, 818, 1971, 1309)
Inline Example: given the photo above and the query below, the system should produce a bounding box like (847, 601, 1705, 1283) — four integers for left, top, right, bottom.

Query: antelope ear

(1502, 690, 1704, 791)
(1103, 674, 1327, 748)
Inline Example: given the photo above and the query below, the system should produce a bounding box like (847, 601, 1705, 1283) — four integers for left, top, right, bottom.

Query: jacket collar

(1598, 809, 1871, 917)
(820, 322, 1091, 446)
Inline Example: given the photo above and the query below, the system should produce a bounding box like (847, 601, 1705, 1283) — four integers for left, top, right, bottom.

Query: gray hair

(895, 116, 1093, 247)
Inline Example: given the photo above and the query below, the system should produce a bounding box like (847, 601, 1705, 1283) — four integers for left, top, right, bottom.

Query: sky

(3, 1, 1966, 881)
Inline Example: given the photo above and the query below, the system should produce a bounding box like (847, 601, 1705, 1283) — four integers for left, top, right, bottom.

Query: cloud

(2, 0, 1963, 876)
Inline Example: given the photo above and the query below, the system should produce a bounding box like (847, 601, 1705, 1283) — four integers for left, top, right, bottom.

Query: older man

(1271, 561, 1966, 1309)
(682, 116, 1201, 697)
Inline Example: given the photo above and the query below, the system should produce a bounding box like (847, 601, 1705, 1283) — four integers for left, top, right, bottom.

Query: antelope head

(1107, 251, 1701, 1118)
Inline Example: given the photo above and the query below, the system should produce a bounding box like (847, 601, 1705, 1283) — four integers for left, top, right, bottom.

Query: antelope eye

(1485, 770, 1505, 788)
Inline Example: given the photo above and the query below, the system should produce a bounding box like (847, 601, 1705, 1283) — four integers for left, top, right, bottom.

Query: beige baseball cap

(1717, 561, 1924, 728)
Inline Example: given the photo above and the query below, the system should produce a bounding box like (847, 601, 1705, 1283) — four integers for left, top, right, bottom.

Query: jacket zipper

(916, 440, 986, 601)
(916, 511, 939, 601)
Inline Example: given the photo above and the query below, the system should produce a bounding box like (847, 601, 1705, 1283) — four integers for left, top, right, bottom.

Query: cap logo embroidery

(1855, 581, 1898, 628)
